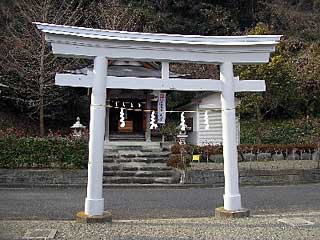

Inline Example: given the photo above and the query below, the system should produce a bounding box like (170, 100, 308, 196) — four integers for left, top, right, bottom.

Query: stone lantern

(71, 117, 86, 137)
(177, 130, 188, 145)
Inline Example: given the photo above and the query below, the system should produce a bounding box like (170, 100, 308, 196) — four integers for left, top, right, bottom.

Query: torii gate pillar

(84, 56, 109, 218)
(220, 62, 241, 210)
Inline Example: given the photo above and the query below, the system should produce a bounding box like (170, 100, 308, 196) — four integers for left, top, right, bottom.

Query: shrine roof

(66, 61, 186, 78)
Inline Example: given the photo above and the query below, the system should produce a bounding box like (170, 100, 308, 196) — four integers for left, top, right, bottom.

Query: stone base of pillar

(215, 207, 250, 218)
(76, 211, 112, 223)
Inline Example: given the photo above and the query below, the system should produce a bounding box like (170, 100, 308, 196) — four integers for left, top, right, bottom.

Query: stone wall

(0, 169, 87, 186)
(1, 167, 320, 187)
(185, 168, 320, 186)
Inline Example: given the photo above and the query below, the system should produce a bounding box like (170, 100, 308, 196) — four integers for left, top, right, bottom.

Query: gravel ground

(1, 211, 320, 240)
(190, 160, 319, 171)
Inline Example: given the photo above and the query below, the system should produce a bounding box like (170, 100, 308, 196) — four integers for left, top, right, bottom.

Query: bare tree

(0, 0, 94, 136)
(92, 0, 152, 32)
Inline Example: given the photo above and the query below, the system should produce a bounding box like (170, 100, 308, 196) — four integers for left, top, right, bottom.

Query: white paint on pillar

(85, 56, 107, 216)
(161, 62, 169, 83)
(220, 62, 242, 211)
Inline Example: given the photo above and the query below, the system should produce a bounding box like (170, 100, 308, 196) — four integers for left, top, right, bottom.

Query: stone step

(104, 141, 160, 149)
(106, 146, 161, 150)
(103, 157, 168, 164)
(104, 151, 170, 158)
(102, 142, 177, 184)
(108, 134, 145, 139)
(103, 158, 132, 163)
(103, 176, 175, 184)
(103, 163, 172, 171)
(104, 171, 136, 177)
(139, 165, 172, 171)
(104, 170, 176, 178)
(106, 146, 144, 151)
(105, 141, 160, 145)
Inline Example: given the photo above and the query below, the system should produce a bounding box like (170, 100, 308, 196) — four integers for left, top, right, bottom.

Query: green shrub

(240, 118, 320, 144)
(159, 122, 179, 141)
(0, 136, 88, 169)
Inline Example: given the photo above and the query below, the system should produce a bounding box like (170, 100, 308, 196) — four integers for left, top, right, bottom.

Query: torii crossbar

(35, 22, 281, 220)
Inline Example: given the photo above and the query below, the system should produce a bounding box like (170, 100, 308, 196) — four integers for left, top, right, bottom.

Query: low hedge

(171, 143, 319, 155)
(0, 136, 88, 168)
(168, 143, 320, 168)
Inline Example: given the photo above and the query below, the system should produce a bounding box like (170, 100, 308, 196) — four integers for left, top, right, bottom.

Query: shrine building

(67, 60, 239, 144)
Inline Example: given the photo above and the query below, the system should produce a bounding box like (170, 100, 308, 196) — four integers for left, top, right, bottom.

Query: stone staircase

(109, 134, 145, 141)
(103, 142, 180, 184)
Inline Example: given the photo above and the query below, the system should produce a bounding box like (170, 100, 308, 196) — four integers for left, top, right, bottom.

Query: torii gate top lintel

(35, 22, 281, 64)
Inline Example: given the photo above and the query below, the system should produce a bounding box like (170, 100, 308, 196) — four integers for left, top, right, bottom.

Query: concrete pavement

(0, 183, 320, 220)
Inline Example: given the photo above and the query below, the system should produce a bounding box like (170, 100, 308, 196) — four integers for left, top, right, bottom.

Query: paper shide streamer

(119, 107, 125, 128)
(204, 110, 209, 130)
(180, 112, 186, 131)
(149, 110, 158, 129)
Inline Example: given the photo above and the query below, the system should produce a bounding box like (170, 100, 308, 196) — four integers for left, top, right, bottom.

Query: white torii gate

(35, 22, 281, 220)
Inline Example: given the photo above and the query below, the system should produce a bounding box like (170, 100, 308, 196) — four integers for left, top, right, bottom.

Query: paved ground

(0, 183, 320, 220)
(1, 211, 320, 239)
